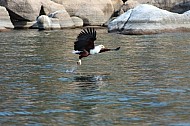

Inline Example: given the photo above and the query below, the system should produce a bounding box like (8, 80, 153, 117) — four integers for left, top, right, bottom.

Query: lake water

(0, 28, 190, 126)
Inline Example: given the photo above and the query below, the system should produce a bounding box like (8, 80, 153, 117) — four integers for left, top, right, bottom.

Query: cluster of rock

(1, 0, 190, 34)
(0, 0, 123, 31)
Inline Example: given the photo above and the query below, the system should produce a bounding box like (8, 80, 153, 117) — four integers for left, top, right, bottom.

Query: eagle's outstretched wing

(74, 28, 96, 52)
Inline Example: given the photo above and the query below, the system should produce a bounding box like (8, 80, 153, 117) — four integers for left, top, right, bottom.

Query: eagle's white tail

(72, 50, 82, 54)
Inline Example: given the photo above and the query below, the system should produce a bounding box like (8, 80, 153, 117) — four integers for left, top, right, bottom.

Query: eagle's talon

(77, 60, 81, 65)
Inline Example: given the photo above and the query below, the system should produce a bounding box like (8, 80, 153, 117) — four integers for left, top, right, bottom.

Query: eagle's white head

(90, 45, 105, 55)
(98, 45, 105, 49)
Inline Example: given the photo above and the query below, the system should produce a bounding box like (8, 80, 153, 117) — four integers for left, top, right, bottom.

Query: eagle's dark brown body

(73, 28, 120, 65)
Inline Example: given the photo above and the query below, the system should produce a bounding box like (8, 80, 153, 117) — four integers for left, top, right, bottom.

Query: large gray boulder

(71, 16, 83, 27)
(52, 0, 115, 26)
(108, 4, 190, 35)
(111, 0, 123, 11)
(36, 15, 52, 30)
(0, 6, 14, 31)
(36, 10, 75, 30)
(0, 0, 41, 21)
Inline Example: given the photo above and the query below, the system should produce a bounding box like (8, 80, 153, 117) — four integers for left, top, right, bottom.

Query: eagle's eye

(99, 45, 105, 49)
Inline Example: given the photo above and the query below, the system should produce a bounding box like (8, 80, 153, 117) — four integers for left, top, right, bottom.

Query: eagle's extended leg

(77, 49, 89, 65)
(77, 57, 82, 65)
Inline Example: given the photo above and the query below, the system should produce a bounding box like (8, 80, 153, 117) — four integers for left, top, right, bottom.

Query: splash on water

(65, 65, 77, 73)
(93, 75, 103, 81)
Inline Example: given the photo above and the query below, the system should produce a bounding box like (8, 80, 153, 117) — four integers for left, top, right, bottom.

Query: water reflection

(57, 74, 107, 125)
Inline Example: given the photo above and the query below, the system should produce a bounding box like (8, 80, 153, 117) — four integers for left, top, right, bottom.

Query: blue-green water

(0, 29, 190, 125)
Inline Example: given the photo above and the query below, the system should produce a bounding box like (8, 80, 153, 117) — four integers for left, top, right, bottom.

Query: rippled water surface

(0, 29, 190, 125)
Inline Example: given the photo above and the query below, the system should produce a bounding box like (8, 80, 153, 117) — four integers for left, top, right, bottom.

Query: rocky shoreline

(0, 0, 190, 34)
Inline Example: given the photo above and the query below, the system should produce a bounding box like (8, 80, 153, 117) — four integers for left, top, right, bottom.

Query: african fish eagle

(73, 28, 120, 65)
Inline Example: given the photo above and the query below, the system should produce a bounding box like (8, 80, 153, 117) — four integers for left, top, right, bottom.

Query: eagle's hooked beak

(99, 45, 105, 49)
